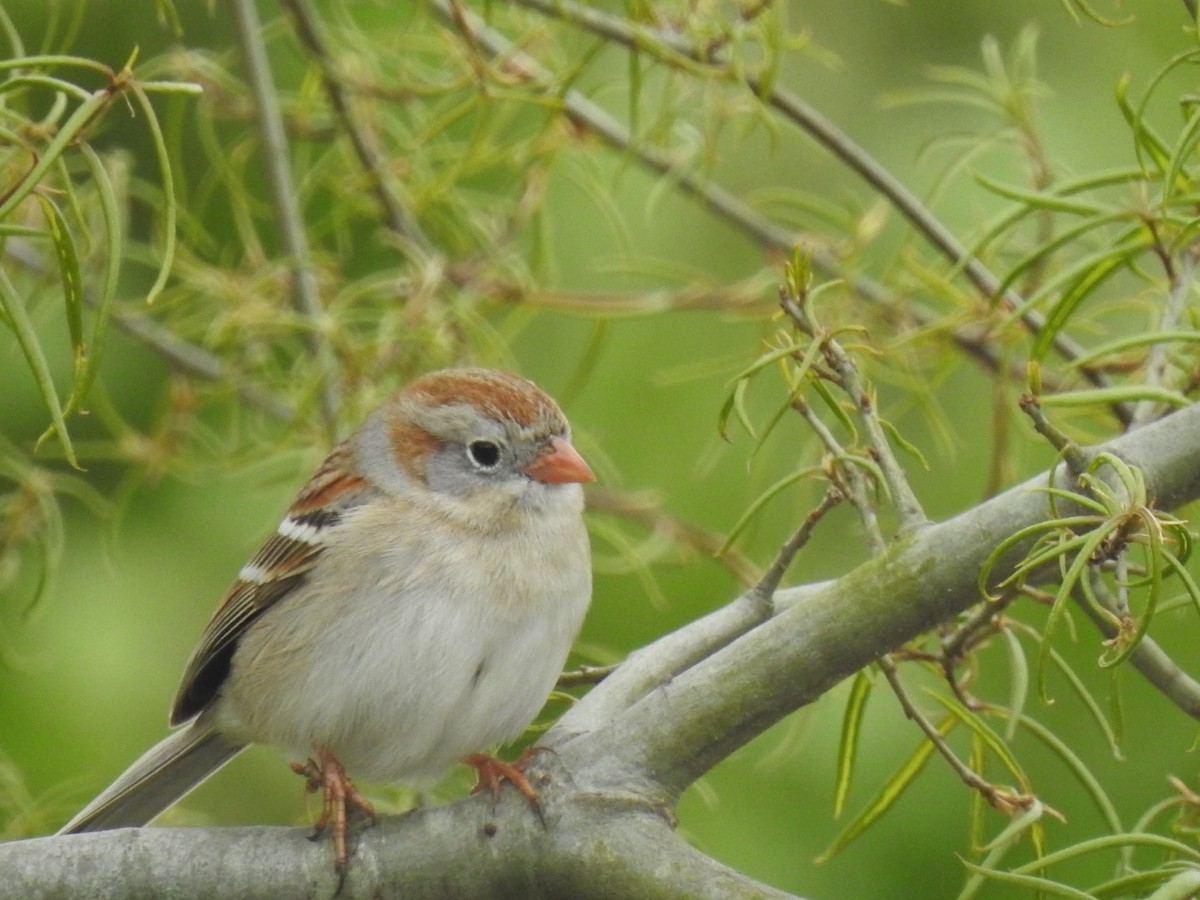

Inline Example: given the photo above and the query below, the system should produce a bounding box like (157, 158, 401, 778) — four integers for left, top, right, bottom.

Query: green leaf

(816, 716, 954, 863)
(31, 193, 83, 369)
(1068, 330, 1200, 370)
(1038, 385, 1190, 410)
(0, 86, 113, 221)
(960, 860, 1094, 899)
(1030, 248, 1136, 362)
(999, 628, 1028, 742)
(1012, 714, 1123, 835)
(0, 270, 78, 468)
(128, 82, 178, 304)
(833, 670, 872, 818)
(925, 691, 1030, 791)
(1037, 529, 1112, 702)
(973, 173, 1107, 216)
(719, 466, 823, 552)
(1044, 639, 1122, 759)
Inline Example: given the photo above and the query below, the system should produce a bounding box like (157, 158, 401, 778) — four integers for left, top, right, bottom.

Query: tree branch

(1, 774, 796, 899)
(548, 402, 1200, 799)
(8, 406, 1200, 895)
(228, 0, 341, 435)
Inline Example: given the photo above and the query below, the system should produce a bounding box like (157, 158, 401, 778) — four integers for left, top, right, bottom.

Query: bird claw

(463, 747, 550, 826)
(291, 748, 376, 875)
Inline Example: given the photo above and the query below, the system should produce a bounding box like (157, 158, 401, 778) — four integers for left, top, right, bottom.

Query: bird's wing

(170, 443, 377, 724)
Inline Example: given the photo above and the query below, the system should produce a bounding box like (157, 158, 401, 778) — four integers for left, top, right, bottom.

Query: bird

(59, 367, 595, 874)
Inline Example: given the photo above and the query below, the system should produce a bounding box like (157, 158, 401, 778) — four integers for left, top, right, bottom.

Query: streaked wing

(170, 444, 375, 725)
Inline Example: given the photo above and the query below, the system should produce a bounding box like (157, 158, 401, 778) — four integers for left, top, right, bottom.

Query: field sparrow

(59, 367, 594, 873)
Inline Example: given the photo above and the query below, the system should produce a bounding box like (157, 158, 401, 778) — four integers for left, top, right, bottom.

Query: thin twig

(427, 0, 1051, 394)
(781, 289, 929, 531)
(586, 488, 761, 586)
(513, 0, 1125, 419)
(1017, 393, 1089, 472)
(111, 312, 296, 422)
(228, 0, 340, 435)
(278, 0, 435, 255)
(939, 592, 1017, 710)
(557, 664, 619, 688)
(751, 488, 844, 610)
(1076, 574, 1200, 717)
(791, 396, 886, 553)
(877, 654, 1038, 817)
(4, 240, 296, 422)
(1131, 237, 1197, 428)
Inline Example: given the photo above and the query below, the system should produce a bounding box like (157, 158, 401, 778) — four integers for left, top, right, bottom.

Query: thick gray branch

(548, 403, 1200, 797)
(0, 783, 795, 899)
(7, 405, 1200, 895)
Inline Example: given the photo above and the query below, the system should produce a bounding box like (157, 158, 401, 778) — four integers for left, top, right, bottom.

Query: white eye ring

(466, 440, 502, 470)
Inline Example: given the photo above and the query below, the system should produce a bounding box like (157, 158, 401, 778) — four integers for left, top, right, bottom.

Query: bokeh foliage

(5, 1, 1200, 897)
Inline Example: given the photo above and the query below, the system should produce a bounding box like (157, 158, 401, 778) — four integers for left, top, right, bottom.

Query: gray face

(420, 403, 562, 500)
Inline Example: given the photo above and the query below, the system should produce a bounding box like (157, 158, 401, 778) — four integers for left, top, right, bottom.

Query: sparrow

(59, 367, 595, 874)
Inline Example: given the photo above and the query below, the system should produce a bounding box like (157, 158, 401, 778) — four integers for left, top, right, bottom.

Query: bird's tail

(58, 714, 246, 833)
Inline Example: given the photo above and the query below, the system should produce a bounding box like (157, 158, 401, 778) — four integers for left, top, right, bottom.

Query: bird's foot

(463, 747, 548, 824)
(291, 747, 376, 879)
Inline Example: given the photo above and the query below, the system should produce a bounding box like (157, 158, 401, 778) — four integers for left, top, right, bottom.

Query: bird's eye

(467, 440, 501, 470)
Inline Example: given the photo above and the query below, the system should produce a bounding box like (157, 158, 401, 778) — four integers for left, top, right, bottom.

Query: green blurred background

(3, 1, 1199, 897)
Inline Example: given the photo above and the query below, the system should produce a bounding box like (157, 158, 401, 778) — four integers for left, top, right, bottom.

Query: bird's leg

(290, 747, 376, 876)
(463, 746, 549, 821)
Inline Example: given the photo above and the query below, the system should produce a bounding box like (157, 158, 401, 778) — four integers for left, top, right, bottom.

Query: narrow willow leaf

(977, 517, 1095, 600)
(32, 193, 84, 368)
(1092, 867, 1200, 899)
(1088, 451, 1145, 501)
(809, 377, 856, 437)
(958, 799, 1048, 900)
(989, 800, 1049, 854)
(838, 453, 890, 502)
(1010, 833, 1200, 873)
(1040, 385, 1191, 410)
(968, 733, 986, 863)
(973, 173, 1107, 216)
(1037, 530, 1111, 702)
(715, 376, 753, 441)
(1001, 529, 1099, 593)
(1143, 867, 1200, 900)
(1031, 251, 1130, 362)
(0, 87, 112, 221)
(1116, 73, 1171, 173)
(1160, 549, 1200, 618)
(730, 335, 821, 384)
(961, 166, 1145, 266)
(1069, 330, 1200, 370)
(129, 82, 178, 304)
(1100, 514, 1163, 669)
(0, 270, 78, 468)
(879, 417, 928, 469)
(925, 691, 1030, 790)
(719, 466, 822, 552)
(960, 860, 1094, 899)
(750, 390, 798, 463)
(992, 211, 1130, 302)
(1043, 641, 1122, 759)
(1012, 714, 1122, 835)
(1038, 487, 1109, 516)
(833, 670, 872, 818)
(815, 716, 954, 863)
(1000, 628, 1028, 742)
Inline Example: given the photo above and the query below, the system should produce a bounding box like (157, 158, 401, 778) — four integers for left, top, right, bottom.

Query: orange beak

(525, 436, 595, 484)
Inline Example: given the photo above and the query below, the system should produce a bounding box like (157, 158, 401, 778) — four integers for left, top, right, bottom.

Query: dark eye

(467, 440, 501, 470)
